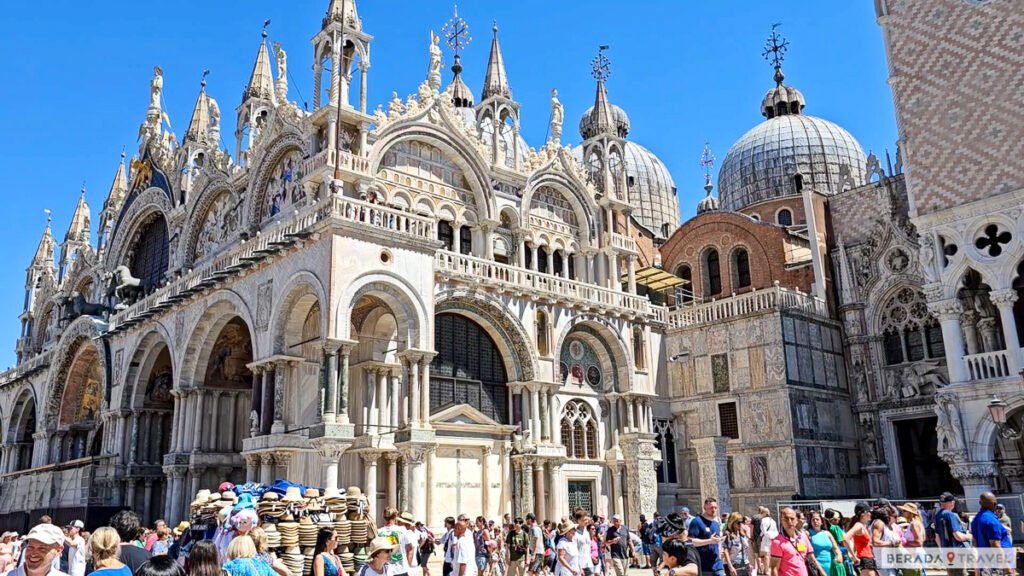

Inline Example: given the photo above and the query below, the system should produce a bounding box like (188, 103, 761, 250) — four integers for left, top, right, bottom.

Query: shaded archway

(56, 342, 103, 462)
(430, 313, 510, 424)
(6, 388, 37, 472)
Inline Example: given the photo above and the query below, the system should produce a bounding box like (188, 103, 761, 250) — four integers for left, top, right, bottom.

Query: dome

(573, 141, 680, 238)
(579, 103, 630, 140)
(696, 186, 719, 214)
(718, 114, 867, 212)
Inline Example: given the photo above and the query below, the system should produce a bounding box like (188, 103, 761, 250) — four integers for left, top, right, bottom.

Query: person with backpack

(507, 519, 530, 576)
(525, 515, 545, 576)
(416, 522, 436, 576)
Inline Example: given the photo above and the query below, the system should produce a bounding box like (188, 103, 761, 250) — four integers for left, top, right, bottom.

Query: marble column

(991, 290, 1022, 372)
(338, 345, 352, 424)
(261, 368, 274, 435)
(692, 436, 732, 513)
(950, 461, 997, 512)
(627, 255, 637, 294)
(420, 357, 432, 428)
(540, 390, 550, 442)
(609, 396, 620, 447)
(625, 397, 636, 431)
(272, 363, 286, 434)
(210, 393, 224, 452)
(251, 366, 264, 435)
(390, 368, 401, 429)
(405, 446, 429, 522)
(500, 445, 511, 517)
(377, 368, 389, 431)
(318, 445, 344, 492)
(143, 479, 154, 524)
(323, 343, 339, 424)
(129, 413, 140, 464)
(930, 300, 969, 382)
(520, 389, 530, 435)
(359, 62, 369, 114)
(548, 391, 559, 445)
(227, 392, 238, 451)
(245, 454, 259, 482)
(260, 454, 273, 485)
(408, 356, 421, 427)
(533, 461, 546, 520)
(549, 460, 564, 519)
(481, 446, 491, 517)
(610, 463, 624, 516)
(386, 453, 399, 507)
(361, 451, 381, 520)
(127, 478, 138, 515)
(530, 387, 541, 440)
(188, 469, 202, 512)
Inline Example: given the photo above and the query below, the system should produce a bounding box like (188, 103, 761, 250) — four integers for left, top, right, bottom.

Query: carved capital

(928, 299, 963, 320)
(383, 451, 401, 464)
(949, 461, 998, 484)
(358, 449, 382, 465)
(400, 445, 434, 466)
(244, 453, 263, 467)
(1000, 463, 1024, 480)
(990, 289, 1019, 307)
(313, 441, 349, 462)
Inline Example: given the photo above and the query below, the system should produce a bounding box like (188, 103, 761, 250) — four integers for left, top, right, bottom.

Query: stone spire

(65, 187, 91, 245)
(31, 212, 56, 270)
(580, 46, 625, 140)
(323, 0, 361, 31)
(243, 23, 277, 105)
(98, 151, 128, 252)
(592, 78, 616, 137)
(481, 22, 511, 101)
(186, 71, 219, 145)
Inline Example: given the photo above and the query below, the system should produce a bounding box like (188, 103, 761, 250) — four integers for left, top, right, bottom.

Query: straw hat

(557, 521, 575, 536)
(282, 487, 303, 503)
(324, 487, 345, 500)
(262, 491, 280, 501)
(191, 490, 212, 508)
(346, 486, 362, 497)
(898, 502, 920, 516)
(305, 489, 321, 499)
(398, 511, 416, 526)
(367, 536, 397, 558)
(173, 521, 191, 537)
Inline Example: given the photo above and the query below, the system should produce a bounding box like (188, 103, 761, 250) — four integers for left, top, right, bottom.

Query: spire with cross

(762, 23, 789, 86)
(591, 45, 611, 83)
(700, 141, 716, 191)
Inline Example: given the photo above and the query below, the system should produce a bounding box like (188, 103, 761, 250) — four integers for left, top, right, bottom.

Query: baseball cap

(69, 520, 84, 529)
(680, 506, 690, 514)
(27, 524, 64, 546)
(525, 513, 536, 521)
(996, 503, 1006, 510)
(940, 492, 956, 503)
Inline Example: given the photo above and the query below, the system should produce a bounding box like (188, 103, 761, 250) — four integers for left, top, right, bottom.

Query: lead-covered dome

(579, 103, 630, 140)
(718, 78, 866, 212)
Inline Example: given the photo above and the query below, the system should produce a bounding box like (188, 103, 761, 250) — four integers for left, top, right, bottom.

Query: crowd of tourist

(1, 490, 1018, 576)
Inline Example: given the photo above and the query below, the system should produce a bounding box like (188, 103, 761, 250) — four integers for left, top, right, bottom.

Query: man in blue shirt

(935, 492, 972, 576)
(971, 492, 1012, 574)
(687, 498, 725, 576)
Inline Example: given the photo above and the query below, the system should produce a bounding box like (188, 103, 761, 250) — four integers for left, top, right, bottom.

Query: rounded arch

(521, 176, 598, 248)
(44, 317, 107, 432)
(968, 392, 1024, 463)
(270, 271, 329, 356)
(434, 290, 537, 382)
(5, 384, 37, 444)
(336, 272, 429, 352)
(122, 329, 176, 410)
(182, 184, 243, 265)
(244, 132, 307, 228)
(178, 290, 258, 388)
(369, 125, 496, 221)
(105, 187, 174, 274)
(553, 316, 634, 393)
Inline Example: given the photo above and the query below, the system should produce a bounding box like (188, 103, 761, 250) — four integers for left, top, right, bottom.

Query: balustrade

(667, 284, 828, 329)
(964, 349, 1012, 380)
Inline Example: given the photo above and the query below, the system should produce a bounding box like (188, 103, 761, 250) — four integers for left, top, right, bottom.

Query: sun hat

(398, 511, 416, 526)
(367, 536, 397, 557)
(191, 489, 212, 508)
(219, 482, 235, 492)
(557, 521, 576, 536)
(282, 487, 303, 503)
(304, 489, 321, 499)
(898, 503, 920, 516)
(173, 521, 190, 537)
(27, 525, 64, 546)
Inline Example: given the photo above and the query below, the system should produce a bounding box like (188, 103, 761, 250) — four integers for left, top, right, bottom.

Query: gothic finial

(201, 69, 210, 91)
(262, 19, 270, 39)
(762, 23, 789, 86)
(44, 208, 52, 224)
(700, 141, 716, 192)
(120, 146, 126, 160)
(443, 4, 471, 57)
(592, 45, 611, 83)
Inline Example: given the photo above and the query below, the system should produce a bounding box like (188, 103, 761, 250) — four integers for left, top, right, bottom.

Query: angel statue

(550, 88, 564, 144)
(427, 31, 443, 92)
(250, 409, 261, 436)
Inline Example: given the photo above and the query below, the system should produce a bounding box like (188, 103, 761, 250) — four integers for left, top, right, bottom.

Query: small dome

(573, 141, 679, 238)
(579, 103, 630, 140)
(761, 84, 806, 118)
(696, 186, 719, 214)
(718, 114, 867, 212)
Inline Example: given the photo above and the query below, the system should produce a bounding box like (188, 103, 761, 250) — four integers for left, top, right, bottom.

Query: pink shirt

(770, 533, 811, 576)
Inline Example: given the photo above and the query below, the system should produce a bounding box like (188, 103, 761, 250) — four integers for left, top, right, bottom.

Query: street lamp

(988, 396, 1022, 441)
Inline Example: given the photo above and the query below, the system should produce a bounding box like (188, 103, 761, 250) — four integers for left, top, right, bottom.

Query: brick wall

(878, 0, 1024, 217)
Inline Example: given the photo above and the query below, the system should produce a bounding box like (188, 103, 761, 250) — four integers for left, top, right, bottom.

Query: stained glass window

(430, 313, 509, 423)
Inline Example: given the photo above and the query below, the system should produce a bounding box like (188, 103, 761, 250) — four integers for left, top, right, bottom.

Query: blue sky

(0, 1, 896, 368)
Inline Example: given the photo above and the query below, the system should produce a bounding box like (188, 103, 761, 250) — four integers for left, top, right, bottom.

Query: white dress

(555, 539, 579, 576)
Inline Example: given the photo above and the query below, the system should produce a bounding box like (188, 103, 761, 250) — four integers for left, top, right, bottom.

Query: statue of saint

(274, 42, 287, 81)
(427, 31, 443, 92)
(150, 66, 163, 111)
(550, 88, 564, 144)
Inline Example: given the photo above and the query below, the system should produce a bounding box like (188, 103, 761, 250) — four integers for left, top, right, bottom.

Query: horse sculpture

(110, 265, 144, 308)
(70, 291, 108, 318)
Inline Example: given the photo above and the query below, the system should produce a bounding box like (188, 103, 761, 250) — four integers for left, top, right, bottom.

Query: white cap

(69, 520, 84, 529)
(26, 525, 64, 546)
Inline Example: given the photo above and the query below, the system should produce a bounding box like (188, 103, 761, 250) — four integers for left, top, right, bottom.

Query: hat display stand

(188, 480, 375, 576)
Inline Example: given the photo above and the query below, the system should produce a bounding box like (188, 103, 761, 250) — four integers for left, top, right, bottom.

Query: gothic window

(633, 326, 646, 370)
(129, 214, 169, 291)
(431, 313, 509, 423)
(438, 221, 454, 251)
(561, 400, 598, 459)
(538, 247, 549, 274)
(704, 249, 722, 296)
(536, 310, 550, 357)
(459, 226, 473, 255)
(653, 419, 678, 484)
(879, 287, 944, 365)
(718, 402, 739, 439)
(777, 209, 793, 227)
(675, 265, 693, 303)
(734, 248, 751, 289)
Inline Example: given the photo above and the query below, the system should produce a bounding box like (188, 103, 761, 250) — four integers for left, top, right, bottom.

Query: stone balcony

(301, 149, 371, 183)
(434, 251, 653, 320)
(666, 282, 829, 330)
(0, 348, 53, 387)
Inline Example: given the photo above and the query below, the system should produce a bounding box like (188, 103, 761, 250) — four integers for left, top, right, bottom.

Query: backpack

(751, 514, 763, 545)
(543, 530, 554, 552)
(640, 522, 654, 544)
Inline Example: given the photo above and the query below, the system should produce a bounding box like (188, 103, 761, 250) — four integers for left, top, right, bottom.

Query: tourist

(377, 507, 412, 576)
(995, 504, 1012, 531)
(687, 498, 725, 576)
(842, 504, 875, 576)
(312, 528, 343, 576)
(150, 527, 173, 557)
(586, 526, 601, 576)
(769, 508, 822, 576)
(806, 511, 841, 576)
(970, 492, 1012, 572)
(869, 507, 898, 576)
(897, 504, 924, 576)
(415, 522, 435, 576)
(554, 523, 578, 576)
(722, 513, 751, 576)
(145, 522, 167, 553)
(525, 515, 544, 576)
(474, 517, 491, 576)
(109, 511, 151, 575)
(136, 556, 185, 576)
(455, 514, 478, 576)
(63, 522, 85, 576)
(250, 527, 291, 576)
(644, 513, 663, 576)
(506, 519, 529, 576)
(0, 532, 16, 574)
(12, 525, 67, 576)
(183, 540, 220, 576)
(572, 512, 594, 576)
(659, 539, 699, 576)
(222, 536, 274, 576)
(822, 511, 851, 576)
(603, 516, 628, 576)
(359, 538, 397, 576)
(755, 508, 777, 576)
(87, 528, 130, 576)
(441, 517, 457, 576)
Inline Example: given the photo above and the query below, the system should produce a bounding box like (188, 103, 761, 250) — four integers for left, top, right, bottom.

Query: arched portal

(127, 213, 170, 292)
(57, 342, 104, 461)
(350, 295, 402, 435)
(190, 316, 252, 463)
(430, 313, 510, 424)
(7, 389, 37, 472)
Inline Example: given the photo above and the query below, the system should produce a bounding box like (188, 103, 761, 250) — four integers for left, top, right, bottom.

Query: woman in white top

(555, 522, 580, 576)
